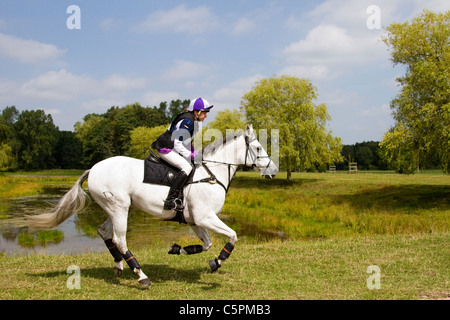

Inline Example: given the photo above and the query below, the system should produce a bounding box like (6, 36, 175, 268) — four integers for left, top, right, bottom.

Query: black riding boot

(164, 171, 188, 211)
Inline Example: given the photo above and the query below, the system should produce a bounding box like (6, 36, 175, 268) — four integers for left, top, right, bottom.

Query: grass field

(0, 170, 449, 300)
(223, 171, 450, 240)
(0, 233, 448, 300)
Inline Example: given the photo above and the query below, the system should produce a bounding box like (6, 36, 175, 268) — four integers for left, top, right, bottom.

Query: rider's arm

(172, 119, 194, 158)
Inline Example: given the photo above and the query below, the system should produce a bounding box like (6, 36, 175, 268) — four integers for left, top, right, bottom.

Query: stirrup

(164, 198, 184, 211)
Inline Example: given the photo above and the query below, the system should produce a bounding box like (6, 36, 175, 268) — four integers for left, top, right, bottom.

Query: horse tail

(27, 170, 91, 232)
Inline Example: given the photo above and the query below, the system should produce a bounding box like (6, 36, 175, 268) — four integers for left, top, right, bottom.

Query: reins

(188, 162, 235, 193)
(189, 135, 273, 193)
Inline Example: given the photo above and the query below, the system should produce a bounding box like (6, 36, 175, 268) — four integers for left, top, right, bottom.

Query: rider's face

(197, 111, 208, 122)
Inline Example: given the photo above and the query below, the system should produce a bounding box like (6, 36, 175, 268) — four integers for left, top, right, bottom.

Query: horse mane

(201, 130, 245, 157)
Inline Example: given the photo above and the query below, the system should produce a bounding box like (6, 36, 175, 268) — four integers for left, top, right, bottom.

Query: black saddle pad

(143, 151, 195, 187)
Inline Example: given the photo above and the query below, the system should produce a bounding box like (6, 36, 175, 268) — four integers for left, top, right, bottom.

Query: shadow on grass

(29, 263, 220, 290)
(332, 184, 450, 213)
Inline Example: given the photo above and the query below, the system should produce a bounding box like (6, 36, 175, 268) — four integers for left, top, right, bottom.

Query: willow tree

(380, 10, 450, 173)
(241, 75, 342, 180)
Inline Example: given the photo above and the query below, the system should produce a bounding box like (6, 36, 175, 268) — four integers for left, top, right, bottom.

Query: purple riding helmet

(188, 98, 214, 113)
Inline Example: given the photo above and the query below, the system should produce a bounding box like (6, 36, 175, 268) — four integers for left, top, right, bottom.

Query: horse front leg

(196, 214, 238, 273)
(168, 225, 212, 255)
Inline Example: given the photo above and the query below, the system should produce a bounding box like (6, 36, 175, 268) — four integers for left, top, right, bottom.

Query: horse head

(244, 125, 278, 179)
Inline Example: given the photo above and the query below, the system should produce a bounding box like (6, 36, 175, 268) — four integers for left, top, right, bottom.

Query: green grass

(0, 170, 448, 299)
(0, 170, 83, 198)
(223, 171, 450, 240)
(0, 232, 448, 299)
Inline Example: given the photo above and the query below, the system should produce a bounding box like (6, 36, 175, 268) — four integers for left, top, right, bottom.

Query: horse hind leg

(110, 207, 151, 286)
(95, 192, 151, 286)
(98, 218, 123, 276)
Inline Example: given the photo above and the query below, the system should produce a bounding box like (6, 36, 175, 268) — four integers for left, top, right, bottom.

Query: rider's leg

(164, 171, 188, 210)
(159, 151, 192, 211)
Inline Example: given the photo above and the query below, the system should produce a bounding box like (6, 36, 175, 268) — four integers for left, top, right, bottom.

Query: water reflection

(0, 195, 193, 255)
(1, 186, 282, 256)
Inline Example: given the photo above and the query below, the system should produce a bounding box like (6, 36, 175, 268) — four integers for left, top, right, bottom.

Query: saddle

(143, 150, 195, 224)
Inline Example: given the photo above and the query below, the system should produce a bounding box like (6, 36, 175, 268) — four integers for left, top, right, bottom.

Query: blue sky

(0, 0, 449, 144)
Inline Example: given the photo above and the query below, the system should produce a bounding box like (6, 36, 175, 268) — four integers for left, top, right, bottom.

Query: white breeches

(159, 151, 193, 175)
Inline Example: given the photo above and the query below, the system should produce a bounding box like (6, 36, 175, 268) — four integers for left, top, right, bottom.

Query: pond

(0, 187, 282, 256)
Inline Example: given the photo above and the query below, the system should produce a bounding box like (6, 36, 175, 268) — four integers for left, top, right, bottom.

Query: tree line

(0, 102, 445, 173)
(0, 100, 189, 170)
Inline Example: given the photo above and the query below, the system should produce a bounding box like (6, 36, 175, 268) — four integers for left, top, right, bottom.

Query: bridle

(190, 135, 273, 193)
(244, 135, 273, 171)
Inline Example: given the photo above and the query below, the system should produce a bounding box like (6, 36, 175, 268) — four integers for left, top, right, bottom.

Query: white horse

(28, 125, 278, 286)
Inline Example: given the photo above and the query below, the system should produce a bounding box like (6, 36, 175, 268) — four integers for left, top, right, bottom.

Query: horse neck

(201, 135, 246, 185)
(204, 135, 246, 165)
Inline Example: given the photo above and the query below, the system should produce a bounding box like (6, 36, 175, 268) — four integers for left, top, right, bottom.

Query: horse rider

(151, 98, 213, 211)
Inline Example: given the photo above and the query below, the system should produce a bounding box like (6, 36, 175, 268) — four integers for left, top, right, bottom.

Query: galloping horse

(28, 125, 278, 286)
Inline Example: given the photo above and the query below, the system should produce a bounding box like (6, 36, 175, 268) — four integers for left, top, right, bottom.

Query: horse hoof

(114, 267, 123, 276)
(138, 278, 151, 286)
(168, 243, 181, 255)
(209, 259, 221, 273)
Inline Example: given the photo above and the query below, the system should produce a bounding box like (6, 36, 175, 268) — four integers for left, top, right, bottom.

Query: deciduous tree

(128, 124, 168, 159)
(241, 75, 342, 180)
(14, 109, 57, 169)
(380, 10, 450, 173)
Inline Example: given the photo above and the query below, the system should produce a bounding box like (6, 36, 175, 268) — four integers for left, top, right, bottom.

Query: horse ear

(245, 124, 253, 137)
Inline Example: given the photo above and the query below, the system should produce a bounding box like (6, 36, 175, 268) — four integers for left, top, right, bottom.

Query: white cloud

(102, 74, 147, 92)
(163, 60, 217, 81)
(277, 65, 335, 81)
(307, 0, 402, 32)
(320, 89, 362, 107)
(213, 74, 263, 110)
(0, 78, 16, 97)
(79, 98, 126, 112)
(411, 0, 450, 16)
(285, 15, 304, 30)
(100, 18, 123, 32)
(282, 24, 383, 66)
(141, 91, 180, 107)
(0, 32, 66, 64)
(278, 21, 388, 82)
(360, 104, 391, 116)
(0, 69, 148, 107)
(232, 17, 255, 35)
(43, 108, 61, 115)
(133, 5, 217, 34)
(20, 70, 96, 101)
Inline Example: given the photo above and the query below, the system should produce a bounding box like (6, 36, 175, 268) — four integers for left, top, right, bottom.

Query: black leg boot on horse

(164, 171, 188, 211)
